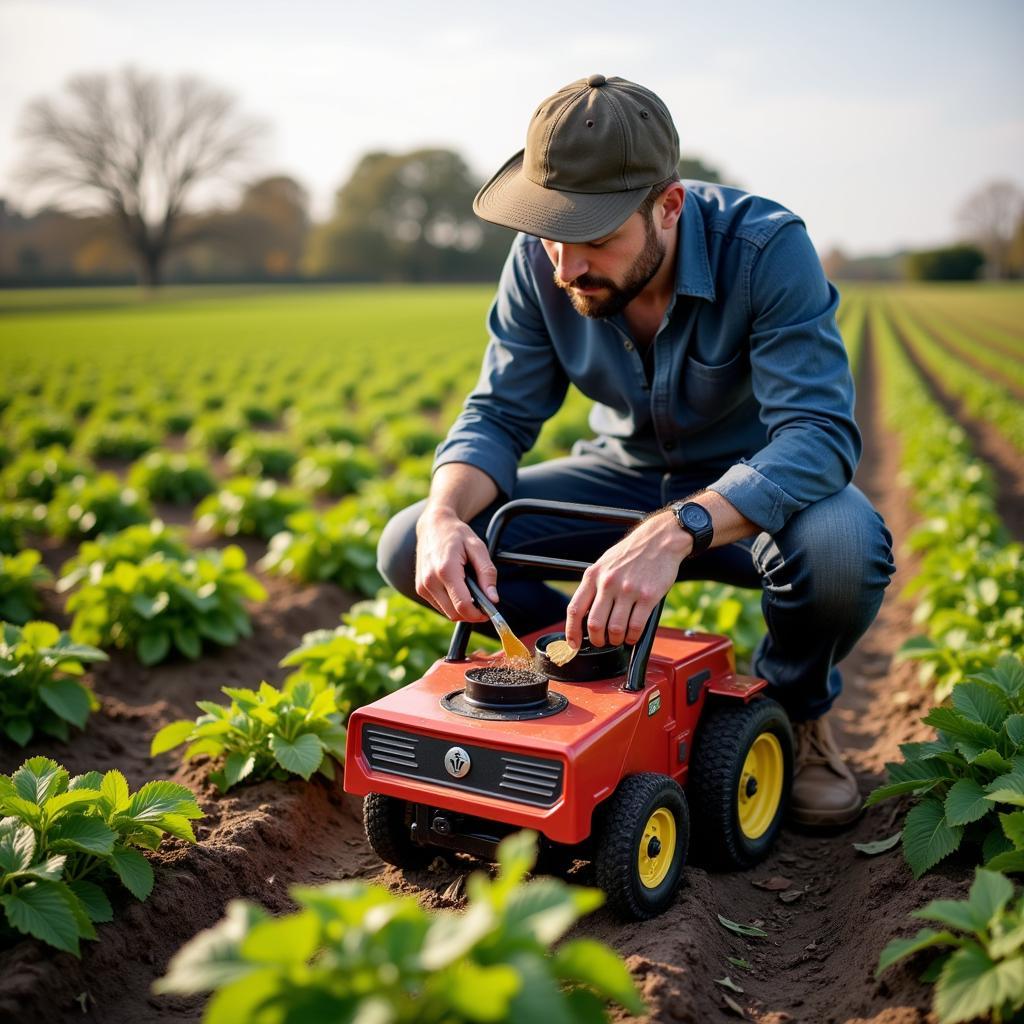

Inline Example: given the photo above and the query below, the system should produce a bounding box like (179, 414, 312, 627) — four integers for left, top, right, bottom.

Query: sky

(1, 0, 1021, 257)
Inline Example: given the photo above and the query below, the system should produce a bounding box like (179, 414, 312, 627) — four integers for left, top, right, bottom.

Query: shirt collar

(674, 189, 716, 303)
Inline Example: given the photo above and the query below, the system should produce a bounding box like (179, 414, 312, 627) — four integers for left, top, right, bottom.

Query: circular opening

(585, 119, 594, 128)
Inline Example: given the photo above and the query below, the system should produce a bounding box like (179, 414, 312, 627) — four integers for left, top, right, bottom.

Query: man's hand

(415, 507, 498, 623)
(565, 510, 691, 649)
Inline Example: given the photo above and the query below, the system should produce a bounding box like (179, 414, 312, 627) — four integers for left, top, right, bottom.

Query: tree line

(0, 67, 1018, 287)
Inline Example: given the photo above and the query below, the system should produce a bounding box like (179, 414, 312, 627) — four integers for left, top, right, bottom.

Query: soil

(0, 328, 1000, 1024)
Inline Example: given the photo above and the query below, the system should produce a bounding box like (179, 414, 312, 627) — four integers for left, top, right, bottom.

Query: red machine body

(344, 623, 766, 845)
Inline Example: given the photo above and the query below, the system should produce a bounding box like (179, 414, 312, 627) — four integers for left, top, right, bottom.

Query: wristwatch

(670, 501, 713, 557)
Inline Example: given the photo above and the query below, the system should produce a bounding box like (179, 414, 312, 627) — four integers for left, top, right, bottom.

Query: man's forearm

(421, 462, 499, 526)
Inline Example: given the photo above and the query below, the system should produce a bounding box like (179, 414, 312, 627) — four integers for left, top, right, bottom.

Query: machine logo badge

(648, 691, 662, 717)
(444, 747, 471, 778)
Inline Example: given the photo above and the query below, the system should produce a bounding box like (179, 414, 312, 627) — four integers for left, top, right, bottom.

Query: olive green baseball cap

(473, 74, 680, 243)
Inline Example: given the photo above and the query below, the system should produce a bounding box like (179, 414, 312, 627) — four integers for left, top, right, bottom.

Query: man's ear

(659, 183, 685, 230)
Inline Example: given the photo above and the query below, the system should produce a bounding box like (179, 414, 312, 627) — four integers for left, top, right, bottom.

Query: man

(378, 74, 896, 828)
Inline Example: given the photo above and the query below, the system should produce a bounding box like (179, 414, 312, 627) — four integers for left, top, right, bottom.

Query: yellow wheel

(594, 774, 690, 920)
(638, 807, 677, 888)
(687, 697, 794, 870)
(737, 733, 785, 840)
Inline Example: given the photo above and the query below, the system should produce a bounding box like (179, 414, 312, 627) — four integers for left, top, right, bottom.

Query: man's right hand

(415, 507, 499, 623)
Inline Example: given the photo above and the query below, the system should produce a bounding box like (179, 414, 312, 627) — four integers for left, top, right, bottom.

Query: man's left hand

(564, 510, 691, 649)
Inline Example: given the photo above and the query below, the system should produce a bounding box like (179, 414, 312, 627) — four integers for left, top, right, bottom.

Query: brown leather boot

(788, 714, 862, 827)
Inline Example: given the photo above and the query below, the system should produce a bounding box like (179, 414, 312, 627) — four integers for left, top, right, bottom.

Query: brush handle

(465, 576, 508, 632)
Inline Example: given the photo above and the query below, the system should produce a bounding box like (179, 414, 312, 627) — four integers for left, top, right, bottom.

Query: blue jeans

(377, 453, 896, 721)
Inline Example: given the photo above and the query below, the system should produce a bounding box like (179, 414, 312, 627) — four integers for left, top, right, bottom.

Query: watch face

(682, 504, 711, 530)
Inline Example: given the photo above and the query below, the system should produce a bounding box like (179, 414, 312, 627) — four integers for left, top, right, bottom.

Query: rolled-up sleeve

(707, 222, 861, 534)
(432, 235, 569, 498)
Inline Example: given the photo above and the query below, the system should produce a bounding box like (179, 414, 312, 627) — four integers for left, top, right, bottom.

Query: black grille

(361, 723, 563, 807)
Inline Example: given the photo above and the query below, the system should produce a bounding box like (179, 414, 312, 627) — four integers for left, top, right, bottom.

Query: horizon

(1, 0, 1022, 259)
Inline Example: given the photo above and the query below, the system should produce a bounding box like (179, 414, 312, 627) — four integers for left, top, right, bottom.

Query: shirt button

(623, 340, 634, 351)
(662, 440, 675, 451)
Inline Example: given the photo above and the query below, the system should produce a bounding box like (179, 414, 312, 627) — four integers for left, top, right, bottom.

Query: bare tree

(956, 179, 1024, 280)
(17, 67, 264, 287)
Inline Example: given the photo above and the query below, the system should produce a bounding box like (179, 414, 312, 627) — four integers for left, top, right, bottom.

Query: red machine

(344, 500, 794, 919)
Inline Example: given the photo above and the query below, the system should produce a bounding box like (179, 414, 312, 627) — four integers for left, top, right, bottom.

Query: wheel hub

(638, 808, 676, 889)
(737, 732, 784, 840)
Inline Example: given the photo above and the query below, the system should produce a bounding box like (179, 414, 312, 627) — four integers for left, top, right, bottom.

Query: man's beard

(553, 216, 666, 319)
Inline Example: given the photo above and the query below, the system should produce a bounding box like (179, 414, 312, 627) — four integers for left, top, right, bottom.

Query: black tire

(363, 794, 432, 869)
(687, 697, 793, 870)
(593, 773, 689, 920)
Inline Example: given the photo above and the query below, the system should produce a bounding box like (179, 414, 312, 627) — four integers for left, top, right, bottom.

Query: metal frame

(445, 498, 666, 692)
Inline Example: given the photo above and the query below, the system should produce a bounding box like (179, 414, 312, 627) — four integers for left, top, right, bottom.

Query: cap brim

(473, 149, 650, 243)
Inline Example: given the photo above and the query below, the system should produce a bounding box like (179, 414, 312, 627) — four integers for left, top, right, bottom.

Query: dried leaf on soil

(722, 992, 748, 1018)
(717, 914, 768, 938)
(715, 975, 745, 993)
(852, 832, 901, 855)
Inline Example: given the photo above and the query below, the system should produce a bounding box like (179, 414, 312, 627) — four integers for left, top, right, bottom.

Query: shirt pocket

(681, 347, 750, 419)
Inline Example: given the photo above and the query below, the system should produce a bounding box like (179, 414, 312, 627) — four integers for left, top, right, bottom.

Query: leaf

(1005, 715, 1024, 749)
(445, 961, 522, 1021)
(727, 957, 752, 970)
(552, 938, 646, 1015)
(952, 681, 1008, 732)
(110, 846, 154, 900)
(137, 630, 171, 666)
(986, 769, 1024, 808)
(47, 816, 116, 857)
(38, 678, 93, 729)
(0, 880, 82, 955)
(934, 942, 1024, 1024)
(966, 868, 1014, 927)
(222, 752, 256, 790)
(877, 928, 959, 975)
(67, 880, 113, 923)
(44, 789, 103, 820)
(718, 914, 768, 938)
(101, 770, 130, 813)
(0, 821, 35, 873)
(239, 909, 321, 965)
(150, 720, 195, 756)
(902, 799, 964, 878)
(13, 757, 68, 805)
(853, 832, 902, 855)
(1002, 811, 1024, 848)
(3, 718, 32, 746)
(945, 779, 994, 827)
(922, 706, 998, 748)
(157, 814, 197, 843)
(268, 732, 323, 780)
(126, 780, 199, 822)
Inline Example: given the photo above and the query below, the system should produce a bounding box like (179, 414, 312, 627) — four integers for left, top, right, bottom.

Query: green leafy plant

(77, 417, 160, 460)
(56, 519, 192, 593)
(195, 477, 309, 539)
(151, 678, 346, 791)
(225, 431, 299, 479)
(866, 655, 1024, 877)
(1, 445, 94, 502)
(0, 500, 47, 556)
(185, 410, 248, 454)
(47, 473, 153, 541)
(8, 412, 75, 452)
(65, 545, 267, 665)
(258, 498, 383, 595)
(127, 450, 217, 504)
(153, 830, 645, 1023)
(280, 589, 477, 717)
(0, 756, 202, 955)
(289, 442, 378, 496)
(878, 868, 1024, 1024)
(0, 621, 106, 745)
(0, 548, 53, 624)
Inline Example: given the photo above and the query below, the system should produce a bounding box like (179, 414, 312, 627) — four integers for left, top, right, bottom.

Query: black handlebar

(444, 498, 665, 692)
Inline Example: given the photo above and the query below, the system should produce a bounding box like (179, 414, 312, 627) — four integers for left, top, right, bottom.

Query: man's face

(542, 207, 666, 319)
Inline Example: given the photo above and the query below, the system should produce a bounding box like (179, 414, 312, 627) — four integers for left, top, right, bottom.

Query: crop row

(867, 297, 1024, 1022)
(884, 301, 1024, 454)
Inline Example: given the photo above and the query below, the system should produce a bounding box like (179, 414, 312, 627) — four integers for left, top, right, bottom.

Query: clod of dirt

(751, 876, 792, 891)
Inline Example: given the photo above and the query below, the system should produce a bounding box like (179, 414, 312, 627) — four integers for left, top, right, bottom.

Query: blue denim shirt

(433, 181, 860, 534)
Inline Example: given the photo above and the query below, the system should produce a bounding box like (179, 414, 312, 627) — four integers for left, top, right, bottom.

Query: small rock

(779, 890, 804, 904)
(751, 875, 792, 891)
